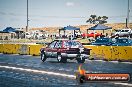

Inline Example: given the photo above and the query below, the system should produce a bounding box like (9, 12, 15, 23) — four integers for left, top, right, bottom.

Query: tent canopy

(61, 25, 80, 30)
(3, 27, 18, 33)
(0, 31, 9, 33)
(89, 24, 112, 30)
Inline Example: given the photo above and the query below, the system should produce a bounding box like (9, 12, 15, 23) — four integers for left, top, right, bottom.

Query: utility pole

(26, 0, 29, 32)
(127, 0, 130, 28)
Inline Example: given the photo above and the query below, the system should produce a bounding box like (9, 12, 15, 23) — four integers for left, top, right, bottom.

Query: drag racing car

(40, 39, 91, 63)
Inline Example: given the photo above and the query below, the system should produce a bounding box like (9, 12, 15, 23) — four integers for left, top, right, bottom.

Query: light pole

(127, 0, 130, 28)
(26, 0, 29, 32)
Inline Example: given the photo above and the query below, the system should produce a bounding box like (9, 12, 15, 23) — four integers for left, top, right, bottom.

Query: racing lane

(0, 53, 132, 87)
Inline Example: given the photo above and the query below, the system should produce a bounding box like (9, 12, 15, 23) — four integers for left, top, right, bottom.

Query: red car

(82, 32, 101, 38)
(40, 40, 91, 63)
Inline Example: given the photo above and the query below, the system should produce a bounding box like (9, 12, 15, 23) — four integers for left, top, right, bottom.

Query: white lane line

(121, 62, 132, 64)
(86, 59, 132, 64)
(86, 59, 106, 62)
(113, 82, 132, 86)
(109, 61, 118, 63)
(0, 65, 76, 79)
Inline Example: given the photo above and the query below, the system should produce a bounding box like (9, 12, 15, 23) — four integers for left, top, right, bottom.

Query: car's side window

(55, 41, 62, 48)
(63, 41, 70, 48)
(125, 30, 129, 32)
(63, 41, 83, 48)
(122, 30, 125, 32)
(48, 41, 56, 48)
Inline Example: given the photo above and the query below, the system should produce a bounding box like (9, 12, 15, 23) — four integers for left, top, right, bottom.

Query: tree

(86, 15, 97, 24)
(101, 16, 108, 24)
(86, 15, 108, 24)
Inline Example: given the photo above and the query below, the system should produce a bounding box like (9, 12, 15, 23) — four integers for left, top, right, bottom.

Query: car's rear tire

(57, 54, 67, 63)
(41, 52, 47, 62)
(77, 58, 85, 63)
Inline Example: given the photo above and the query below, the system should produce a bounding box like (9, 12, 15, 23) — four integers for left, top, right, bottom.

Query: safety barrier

(84, 45, 132, 61)
(0, 44, 3, 53)
(0, 44, 132, 61)
(0, 44, 44, 56)
(29, 44, 44, 56)
(2, 44, 14, 54)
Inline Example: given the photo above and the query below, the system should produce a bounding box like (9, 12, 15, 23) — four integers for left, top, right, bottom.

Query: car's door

(52, 41, 62, 57)
(124, 30, 129, 36)
(120, 30, 128, 36)
(45, 41, 57, 57)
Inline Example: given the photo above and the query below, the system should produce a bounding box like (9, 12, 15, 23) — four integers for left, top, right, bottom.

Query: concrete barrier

(29, 44, 44, 56)
(14, 44, 20, 54)
(0, 44, 45, 55)
(17, 44, 30, 55)
(84, 45, 132, 61)
(2, 44, 14, 54)
(0, 44, 132, 61)
(0, 44, 3, 53)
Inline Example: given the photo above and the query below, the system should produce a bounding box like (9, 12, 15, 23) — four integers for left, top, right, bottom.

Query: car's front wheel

(57, 54, 67, 63)
(41, 52, 47, 62)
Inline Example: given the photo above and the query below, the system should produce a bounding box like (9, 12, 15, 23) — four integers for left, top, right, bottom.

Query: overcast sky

(0, 0, 132, 30)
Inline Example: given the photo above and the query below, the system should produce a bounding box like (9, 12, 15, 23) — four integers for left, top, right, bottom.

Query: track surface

(0, 54, 132, 87)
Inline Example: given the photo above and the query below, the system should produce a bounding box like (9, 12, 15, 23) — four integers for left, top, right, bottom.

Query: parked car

(91, 37, 113, 46)
(40, 40, 91, 63)
(25, 32, 32, 39)
(112, 28, 132, 37)
(112, 38, 132, 46)
(82, 32, 102, 38)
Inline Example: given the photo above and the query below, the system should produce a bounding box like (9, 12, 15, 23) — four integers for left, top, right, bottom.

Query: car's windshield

(63, 41, 83, 48)
(95, 38, 109, 43)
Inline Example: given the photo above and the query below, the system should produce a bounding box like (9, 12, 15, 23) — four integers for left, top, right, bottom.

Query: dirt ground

(29, 23, 132, 36)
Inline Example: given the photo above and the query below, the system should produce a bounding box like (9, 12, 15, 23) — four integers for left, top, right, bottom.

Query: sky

(0, 0, 132, 30)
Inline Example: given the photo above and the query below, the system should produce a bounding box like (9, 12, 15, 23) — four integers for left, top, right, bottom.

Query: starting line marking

(0, 65, 76, 79)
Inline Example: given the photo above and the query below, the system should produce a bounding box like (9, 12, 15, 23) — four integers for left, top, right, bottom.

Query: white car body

(113, 29, 132, 37)
(25, 32, 31, 39)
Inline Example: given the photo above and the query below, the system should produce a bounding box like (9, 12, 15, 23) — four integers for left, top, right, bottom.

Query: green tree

(86, 15, 97, 24)
(86, 15, 108, 24)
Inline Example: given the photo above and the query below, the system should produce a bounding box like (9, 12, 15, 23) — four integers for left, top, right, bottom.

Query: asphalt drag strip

(1, 64, 132, 87)
(0, 63, 78, 87)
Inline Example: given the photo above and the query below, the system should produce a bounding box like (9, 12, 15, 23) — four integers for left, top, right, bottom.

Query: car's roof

(121, 28, 131, 30)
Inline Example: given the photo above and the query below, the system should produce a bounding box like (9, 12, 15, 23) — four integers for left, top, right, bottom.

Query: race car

(40, 39, 91, 63)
